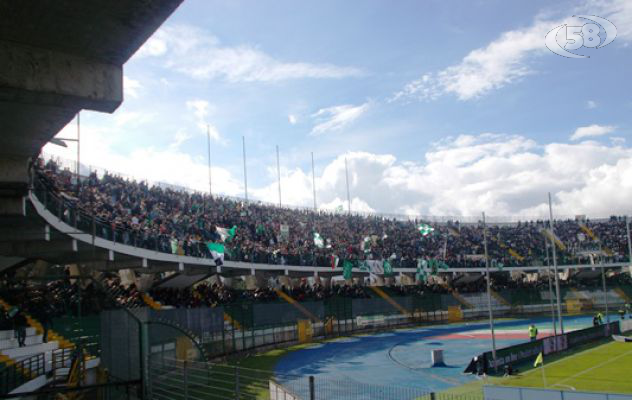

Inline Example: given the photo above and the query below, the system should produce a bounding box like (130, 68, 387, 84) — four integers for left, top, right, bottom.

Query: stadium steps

(459, 292, 503, 309)
(223, 313, 242, 331)
(52, 315, 101, 357)
(0, 298, 74, 350)
(615, 286, 632, 303)
(275, 289, 321, 322)
(490, 289, 510, 306)
(451, 291, 474, 309)
(368, 286, 411, 316)
(142, 293, 162, 310)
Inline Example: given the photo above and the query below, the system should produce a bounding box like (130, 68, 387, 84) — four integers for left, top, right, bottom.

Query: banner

(366, 260, 383, 274)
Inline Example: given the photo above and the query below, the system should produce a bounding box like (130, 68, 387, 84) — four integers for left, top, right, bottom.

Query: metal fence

(1, 380, 142, 399)
(147, 358, 482, 400)
(483, 385, 632, 400)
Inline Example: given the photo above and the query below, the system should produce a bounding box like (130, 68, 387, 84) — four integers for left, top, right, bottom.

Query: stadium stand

(34, 158, 631, 270)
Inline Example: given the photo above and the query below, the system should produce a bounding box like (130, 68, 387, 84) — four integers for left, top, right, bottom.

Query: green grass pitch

(495, 340, 632, 394)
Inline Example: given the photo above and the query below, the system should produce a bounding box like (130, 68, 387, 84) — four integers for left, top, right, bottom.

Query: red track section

(430, 331, 554, 340)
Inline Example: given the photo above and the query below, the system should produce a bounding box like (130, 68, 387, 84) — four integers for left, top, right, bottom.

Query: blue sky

(45, 0, 632, 219)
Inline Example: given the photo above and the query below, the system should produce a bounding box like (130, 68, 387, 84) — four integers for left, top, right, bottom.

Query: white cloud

(586, 0, 632, 42)
(114, 111, 154, 127)
(43, 120, 242, 196)
(123, 76, 142, 99)
(169, 129, 192, 150)
(44, 122, 632, 219)
(586, 100, 597, 109)
(310, 103, 370, 135)
(186, 99, 212, 121)
(392, 19, 554, 101)
(185, 99, 225, 144)
(392, 0, 632, 102)
(288, 114, 298, 125)
(136, 24, 363, 82)
(251, 135, 632, 219)
(570, 124, 616, 140)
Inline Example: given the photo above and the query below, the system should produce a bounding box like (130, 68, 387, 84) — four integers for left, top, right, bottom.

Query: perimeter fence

(147, 357, 483, 400)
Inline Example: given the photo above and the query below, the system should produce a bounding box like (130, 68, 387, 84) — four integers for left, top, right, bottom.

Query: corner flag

(534, 352, 547, 387)
(534, 352, 543, 367)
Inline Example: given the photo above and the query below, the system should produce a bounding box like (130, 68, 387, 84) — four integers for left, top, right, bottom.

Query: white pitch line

(553, 383, 576, 391)
(521, 342, 614, 377)
(555, 347, 632, 386)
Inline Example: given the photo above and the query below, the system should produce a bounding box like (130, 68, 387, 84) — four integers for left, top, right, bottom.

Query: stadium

(1, 2, 631, 400)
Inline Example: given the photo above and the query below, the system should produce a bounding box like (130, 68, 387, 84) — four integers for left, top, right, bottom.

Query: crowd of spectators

(35, 159, 631, 270)
(2, 268, 631, 312)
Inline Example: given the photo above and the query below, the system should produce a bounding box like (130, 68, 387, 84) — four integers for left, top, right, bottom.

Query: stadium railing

(0, 352, 45, 396)
(1, 379, 142, 399)
(472, 321, 621, 373)
(147, 357, 482, 400)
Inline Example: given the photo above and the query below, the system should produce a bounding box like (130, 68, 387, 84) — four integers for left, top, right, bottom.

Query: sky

(44, 0, 632, 220)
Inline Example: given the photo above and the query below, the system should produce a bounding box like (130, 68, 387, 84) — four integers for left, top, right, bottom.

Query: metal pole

(544, 239, 558, 339)
(276, 145, 282, 207)
(207, 125, 212, 197)
(482, 212, 497, 372)
(599, 243, 610, 323)
(626, 216, 632, 274)
(309, 376, 315, 400)
(242, 136, 248, 202)
(344, 157, 351, 214)
(311, 152, 317, 211)
(548, 192, 564, 334)
(76, 112, 81, 184)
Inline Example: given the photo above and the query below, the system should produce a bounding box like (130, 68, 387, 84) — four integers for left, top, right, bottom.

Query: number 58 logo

(545, 15, 617, 58)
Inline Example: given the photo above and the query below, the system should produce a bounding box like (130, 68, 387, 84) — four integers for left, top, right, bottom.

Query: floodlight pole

(548, 192, 564, 334)
(276, 145, 282, 207)
(482, 212, 498, 372)
(311, 152, 317, 211)
(344, 157, 351, 214)
(599, 242, 610, 323)
(626, 216, 632, 276)
(207, 125, 212, 197)
(76, 112, 80, 183)
(242, 136, 248, 202)
(544, 239, 558, 342)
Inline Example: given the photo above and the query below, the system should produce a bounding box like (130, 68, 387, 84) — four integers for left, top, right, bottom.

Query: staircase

(451, 291, 474, 309)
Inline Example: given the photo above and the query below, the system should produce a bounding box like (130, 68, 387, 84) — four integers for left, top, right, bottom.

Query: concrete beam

(0, 239, 74, 257)
(0, 197, 25, 216)
(0, 40, 122, 113)
(0, 227, 48, 242)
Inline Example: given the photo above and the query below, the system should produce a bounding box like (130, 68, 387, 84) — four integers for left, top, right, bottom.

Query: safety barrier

(147, 357, 482, 400)
(483, 385, 632, 400)
(471, 322, 620, 372)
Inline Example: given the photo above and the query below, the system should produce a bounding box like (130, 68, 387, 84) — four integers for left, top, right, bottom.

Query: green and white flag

(428, 259, 449, 275)
(314, 232, 325, 249)
(383, 259, 394, 277)
(207, 242, 225, 266)
(418, 223, 435, 237)
(416, 259, 428, 282)
(358, 260, 370, 273)
(491, 259, 504, 271)
(343, 260, 354, 280)
(361, 236, 372, 253)
(217, 225, 237, 242)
